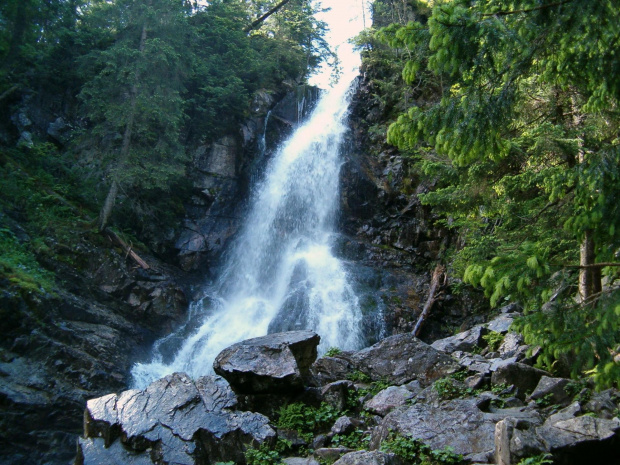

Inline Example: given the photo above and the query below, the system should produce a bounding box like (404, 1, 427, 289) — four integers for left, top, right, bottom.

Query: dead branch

(413, 264, 446, 337)
(104, 229, 150, 270)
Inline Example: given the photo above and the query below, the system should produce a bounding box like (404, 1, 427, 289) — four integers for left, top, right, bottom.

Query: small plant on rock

(380, 433, 464, 464)
(483, 331, 504, 352)
(433, 378, 465, 400)
(245, 444, 282, 465)
(325, 347, 342, 357)
(516, 453, 553, 465)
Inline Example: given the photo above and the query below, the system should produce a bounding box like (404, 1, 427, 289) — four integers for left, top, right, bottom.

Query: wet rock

(491, 362, 549, 399)
(350, 334, 459, 386)
(364, 386, 414, 416)
(431, 326, 487, 353)
(76, 437, 153, 465)
(333, 450, 403, 465)
(79, 372, 275, 465)
(214, 331, 320, 394)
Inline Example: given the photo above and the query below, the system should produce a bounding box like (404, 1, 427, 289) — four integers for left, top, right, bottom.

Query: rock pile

(75, 321, 620, 464)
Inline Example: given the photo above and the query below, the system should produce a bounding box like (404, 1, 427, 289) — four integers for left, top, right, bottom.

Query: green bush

(380, 433, 464, 464)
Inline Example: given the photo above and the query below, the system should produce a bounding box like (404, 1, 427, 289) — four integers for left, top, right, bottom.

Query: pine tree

(79, 0, 189, 231)
(379, 0, 620, 386)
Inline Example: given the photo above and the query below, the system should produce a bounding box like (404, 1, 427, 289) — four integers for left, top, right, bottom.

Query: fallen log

(413, 264, 446, 337)
(104, 229, 150, 270)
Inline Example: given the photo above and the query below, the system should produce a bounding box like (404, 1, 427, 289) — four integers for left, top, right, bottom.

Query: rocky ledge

(76, 322, 620, 465)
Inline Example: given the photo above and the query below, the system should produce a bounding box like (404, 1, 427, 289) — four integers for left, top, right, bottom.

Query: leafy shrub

(433, 378, 465, 400)
(245, 444, 282, 465)
(331, 429, 370, 450)
(483, 331, 504, 352)
(516, 453, 553, 465)
(347, 370, 372, 383)
(276, 402, 340, 442)
(380, 433, 464, 464)
(325, 347, 342, 357)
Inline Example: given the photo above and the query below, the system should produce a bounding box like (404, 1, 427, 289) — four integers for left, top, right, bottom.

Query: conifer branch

(482, 0, 572, 17)
(244, 0, 292, 33)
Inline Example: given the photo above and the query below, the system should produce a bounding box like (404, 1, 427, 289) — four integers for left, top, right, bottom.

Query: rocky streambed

(76, 312, 620, 465)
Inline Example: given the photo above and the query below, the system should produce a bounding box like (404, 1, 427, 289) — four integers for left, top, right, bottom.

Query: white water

(132, 0, 370, 388)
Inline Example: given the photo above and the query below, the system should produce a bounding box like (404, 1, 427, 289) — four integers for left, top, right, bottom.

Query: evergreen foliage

(0, 0, 328, 246)
(374, 0, 620, 387)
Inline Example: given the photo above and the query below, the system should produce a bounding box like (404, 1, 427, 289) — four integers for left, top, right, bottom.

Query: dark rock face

(0, 240, 188, 465)
(77, 372, 275, 465)
(214, 330, 320, 394)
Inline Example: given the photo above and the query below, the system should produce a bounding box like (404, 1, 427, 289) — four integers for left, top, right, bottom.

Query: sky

(308, 0, 372, 88)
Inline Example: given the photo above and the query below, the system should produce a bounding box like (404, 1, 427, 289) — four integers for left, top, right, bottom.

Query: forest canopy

(0, 0, 328, 235)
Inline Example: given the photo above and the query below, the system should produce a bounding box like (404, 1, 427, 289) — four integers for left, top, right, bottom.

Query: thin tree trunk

(244, 0, 292, 32)
(413, 265, 445, 337)
(97, 21, 148, 231)
(572, 96, 602, 302)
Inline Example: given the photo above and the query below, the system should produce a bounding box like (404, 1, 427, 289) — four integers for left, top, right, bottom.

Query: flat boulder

(214, 330, 320, 394)
(78, 373, 274, 465)
(351, 334, 459, 386)
(371, 398, 498, 459)
(333, 450, 403, 465)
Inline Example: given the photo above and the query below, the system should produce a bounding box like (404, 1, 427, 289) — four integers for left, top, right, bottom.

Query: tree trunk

(97, 21, 148, 231)
(579, 229, 602, 302)
(413, 265, 445, 337)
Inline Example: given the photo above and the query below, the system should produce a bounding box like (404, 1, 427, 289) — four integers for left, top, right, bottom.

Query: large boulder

(77, 373, 275, 465)
(213, 330, 320, 394)
(350, 334, 459, 386)
(371, 398, 500, 460)
(333, 450, 403, 465)
(495, 402, 620, 465)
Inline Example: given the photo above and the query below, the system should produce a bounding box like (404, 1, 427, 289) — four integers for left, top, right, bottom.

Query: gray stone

(529, 376, 571, 405)
(283, 458, 321, 465)
(331, 416, 356, 435)
(333, 450, 403, 465)
(47, 117, 72, 145)
(491, 362, 549, 398)
(214, 330, 320, 394)
(311, 355, 354, 386)
(351, 334, 459, 386)
(364, 386, 414, 416)
(431, 326, 486, 353)
(314, 448, 354, 462)
(498, 333, 525, 359)
(372, 398, 498, 456)
(321, 380, 355, 411)
(81, 372, 275, 464)
(487, 314, 516, 333)
(584, 389, 620, 419)
(539, 415, 620, 451)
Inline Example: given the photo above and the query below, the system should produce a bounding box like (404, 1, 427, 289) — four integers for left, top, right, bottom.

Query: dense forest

(0, 0, 619, 462)
(0, 0, 326, 252)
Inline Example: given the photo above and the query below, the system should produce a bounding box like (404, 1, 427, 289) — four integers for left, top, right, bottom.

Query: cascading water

(132, 0, 371, 388)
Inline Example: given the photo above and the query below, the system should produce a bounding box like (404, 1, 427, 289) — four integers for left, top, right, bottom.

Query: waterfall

(132, 0, 369, 388)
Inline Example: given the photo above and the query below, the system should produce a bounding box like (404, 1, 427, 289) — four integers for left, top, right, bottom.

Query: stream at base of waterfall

(132, 0, 373, 388)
